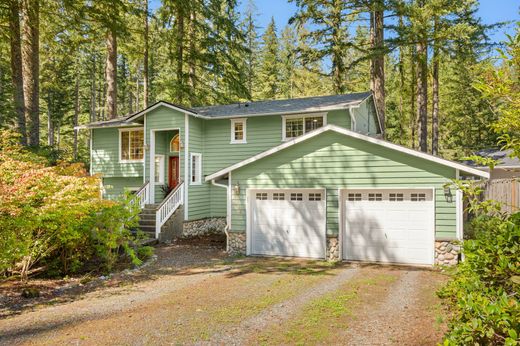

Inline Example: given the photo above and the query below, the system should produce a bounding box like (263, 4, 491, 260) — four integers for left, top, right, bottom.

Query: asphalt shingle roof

(464, 149, 520, 168)
(193, 91, 372, 117)
(79, 91, 372, 128)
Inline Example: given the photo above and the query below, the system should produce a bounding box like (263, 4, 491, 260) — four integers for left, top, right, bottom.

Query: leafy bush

(438, 183, 520, 345)
(0, 130, 150, 281)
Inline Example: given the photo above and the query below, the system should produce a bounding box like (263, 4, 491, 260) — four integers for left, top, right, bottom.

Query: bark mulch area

(0, 235, 228, 319)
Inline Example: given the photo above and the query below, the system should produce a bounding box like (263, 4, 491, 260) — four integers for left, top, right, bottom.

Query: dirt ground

(0, 240, 449, 345)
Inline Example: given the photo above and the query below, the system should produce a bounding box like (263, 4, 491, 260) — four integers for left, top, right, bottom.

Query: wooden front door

(168, 156, 179, 189)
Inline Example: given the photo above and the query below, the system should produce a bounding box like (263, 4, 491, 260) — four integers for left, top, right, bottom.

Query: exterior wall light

(444, 186, 453, 203)
(233, 182, 240, 195)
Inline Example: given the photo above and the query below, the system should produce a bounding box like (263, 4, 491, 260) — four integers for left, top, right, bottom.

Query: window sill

(119, 159, 144, 163)
(230, 141, 247, 144)
(190, 182, 202, 186)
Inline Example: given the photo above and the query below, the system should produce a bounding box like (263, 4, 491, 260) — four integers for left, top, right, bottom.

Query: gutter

(211, 178, 231, 252)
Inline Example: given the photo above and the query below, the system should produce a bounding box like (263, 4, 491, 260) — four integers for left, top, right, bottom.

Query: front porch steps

(137, 204, 159, 238)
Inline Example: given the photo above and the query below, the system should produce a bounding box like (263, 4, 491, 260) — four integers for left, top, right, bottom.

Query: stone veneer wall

(326, 237, 340, 261)
(182, 217, 226, 238)
(227, 232, 246, 255)
(435, 240, 461, 266)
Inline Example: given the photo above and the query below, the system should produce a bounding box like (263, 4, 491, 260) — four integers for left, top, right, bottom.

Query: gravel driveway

(0, 243, 448, 345)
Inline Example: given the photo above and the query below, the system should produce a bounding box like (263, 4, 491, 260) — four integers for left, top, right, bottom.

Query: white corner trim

(126, 101, 199, 123)
(184, 114, 189, 219)
(205, 124, 490, 181)
(230, 118, 247, 144)
(89, 129, 93, 176)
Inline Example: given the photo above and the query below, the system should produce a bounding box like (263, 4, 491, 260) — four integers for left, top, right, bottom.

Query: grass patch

(256, 272, 399, 345)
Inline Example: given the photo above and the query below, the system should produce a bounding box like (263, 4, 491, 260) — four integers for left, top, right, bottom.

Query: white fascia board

(205, 124, 490, 181)
(74, 123, 142, 130)
(125, 102, 199, 122)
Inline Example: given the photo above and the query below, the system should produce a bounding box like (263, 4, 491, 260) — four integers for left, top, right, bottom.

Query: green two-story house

(80, 92, 488, 266)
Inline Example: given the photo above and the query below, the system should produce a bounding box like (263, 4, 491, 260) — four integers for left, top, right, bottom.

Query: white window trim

(119, 127, 144, 163)
(281, 113, 327, 141)
(190, 153, 202, 185)
(154, 154, 165, 185)
(230, 118, 247, 144)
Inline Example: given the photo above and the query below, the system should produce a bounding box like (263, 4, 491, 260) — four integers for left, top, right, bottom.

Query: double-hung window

(120, 128, 144, 162)
(282, 114, 325, 140)
(190, 153, 202, 185)
(231, 118, 247, 144)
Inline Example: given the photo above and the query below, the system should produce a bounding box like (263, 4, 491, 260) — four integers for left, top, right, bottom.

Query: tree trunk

(398, 15, 404, 139)
(188, 8, 197, 106)
(73, 73, 80, 160)
(431, 19, 439, 156)
(371, 0, 385, 135)
(105, 28, 117, 119)
(90, 55, 96, 122)
(143, 0, 149, 108)
(175, 5, 185, 104)
(416, 38, 428, 153)
(9, 0, 27, 145)
(410, 45, 416, 150)
(330, 0, 345, 94)
(22, 0, 39, 147)
(46, 94, 54, 147)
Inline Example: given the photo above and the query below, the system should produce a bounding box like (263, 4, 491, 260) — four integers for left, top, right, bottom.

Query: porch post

(150, 130, 155, 204)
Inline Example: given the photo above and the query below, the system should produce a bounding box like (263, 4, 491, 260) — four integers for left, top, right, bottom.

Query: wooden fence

(482, 178, 520, 214)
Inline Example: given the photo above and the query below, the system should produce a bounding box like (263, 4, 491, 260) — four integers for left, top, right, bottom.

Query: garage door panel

(250, 189, 325, 259)
(343, 189, 434, 265)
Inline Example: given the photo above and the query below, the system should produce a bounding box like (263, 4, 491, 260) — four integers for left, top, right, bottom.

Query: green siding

(145, 107, 185, 204)
(102, 177, 144, 200)
(327, 109, 351, 129)
(188, 116, 211, 219)
(91, 127, 144, 177)
(352, 97, 379, 135)
(93, 101, 386, 222)
(230, 131, 457, 239)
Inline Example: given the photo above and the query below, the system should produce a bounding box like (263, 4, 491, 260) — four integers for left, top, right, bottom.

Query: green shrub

(438, 211, 520, 345)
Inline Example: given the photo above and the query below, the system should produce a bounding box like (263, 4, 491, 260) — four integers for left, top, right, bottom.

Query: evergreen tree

(290, 0, 351, 94)
(258, 17, 280, 100)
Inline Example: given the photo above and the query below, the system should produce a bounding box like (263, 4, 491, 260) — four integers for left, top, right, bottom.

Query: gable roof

(77, 92, 373, 129)
(205, 124, 490, 181)
(193, 91, 372, 118)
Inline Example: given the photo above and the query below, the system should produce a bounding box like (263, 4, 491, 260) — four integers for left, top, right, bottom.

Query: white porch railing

(155, 181, 184, 238)
(132, 181, 151, 209)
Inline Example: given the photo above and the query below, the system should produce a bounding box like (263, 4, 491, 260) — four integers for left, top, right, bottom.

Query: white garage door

(250, 189, 326, 258)
(343, 189, 434, 265)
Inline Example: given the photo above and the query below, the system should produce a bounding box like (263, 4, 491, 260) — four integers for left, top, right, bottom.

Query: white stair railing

(131, 181, 150, 210)
(155, 181, 184, 238)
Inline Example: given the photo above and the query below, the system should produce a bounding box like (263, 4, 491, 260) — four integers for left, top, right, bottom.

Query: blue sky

(150, 0, 519, 44)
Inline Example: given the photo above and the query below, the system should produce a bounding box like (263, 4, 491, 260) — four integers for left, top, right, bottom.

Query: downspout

(211, 177, 231, 252)
(348, 106, 357, 132)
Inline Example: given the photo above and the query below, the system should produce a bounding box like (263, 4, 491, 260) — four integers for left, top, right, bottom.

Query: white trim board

(205, 124, 490, 181)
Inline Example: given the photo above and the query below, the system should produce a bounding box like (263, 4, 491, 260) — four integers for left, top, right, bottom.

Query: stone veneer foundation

(326, 236, 340, 261)
(434, 240, 461, 266)
(227, 232, 246, 255)
(182, 217, 226, 238)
